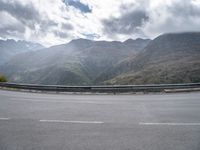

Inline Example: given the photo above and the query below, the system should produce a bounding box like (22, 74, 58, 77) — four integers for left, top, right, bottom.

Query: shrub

(0, 74, 7, 82)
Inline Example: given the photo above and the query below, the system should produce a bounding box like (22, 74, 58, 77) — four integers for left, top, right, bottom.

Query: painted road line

(139, 122, 200, 126)
(0, 117, 10, 120)
(39, 120, 104, 124)
(9, 98, 113, 104)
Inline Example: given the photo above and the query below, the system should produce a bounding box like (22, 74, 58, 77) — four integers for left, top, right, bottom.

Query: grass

(0, 74, 7, 82)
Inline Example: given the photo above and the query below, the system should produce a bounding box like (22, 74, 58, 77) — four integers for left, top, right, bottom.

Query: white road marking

(0, 117, 10, 120)
(9, 98, 113, 104)
(139, 122, 200, 126)
(39, 119, 104, 124)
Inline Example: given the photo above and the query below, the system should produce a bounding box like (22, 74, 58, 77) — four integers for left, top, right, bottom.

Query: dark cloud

(167, 1, 200, 17)
(0, 0, 62, 32)
(0, 24, 25, 39)
(145, 0, 200, 36)
(53, 31, 69, 38)
(0, 0, 74, 42)
(63, 0, 92, 13)
(0, 0, 40, 29)
(0, 0, 199, 46)
(62, 23, 74, 30)
(102, 9, 149, 37)
(38, 20, 59, 34)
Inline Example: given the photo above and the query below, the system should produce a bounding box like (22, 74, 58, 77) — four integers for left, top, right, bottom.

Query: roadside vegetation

(0, 74, 7, 82)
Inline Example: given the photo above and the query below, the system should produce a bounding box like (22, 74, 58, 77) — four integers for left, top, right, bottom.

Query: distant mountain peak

(124, 38, 150, 44)
(154, 32, 200, 41)
(0, 36, 150, 85)
(124, 39, 134, 43)
(69, 38, 93, 43)
(0, 39, 44, 65)
(162, 31, 200, 36)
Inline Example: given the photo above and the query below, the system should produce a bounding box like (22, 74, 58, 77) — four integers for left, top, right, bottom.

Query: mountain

(0, 39, 44, 65)
(101, 32, 200, 84)
(0, 38, 150, 85)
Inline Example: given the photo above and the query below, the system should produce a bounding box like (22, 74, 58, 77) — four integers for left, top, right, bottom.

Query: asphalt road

(0, 90, 200, 150)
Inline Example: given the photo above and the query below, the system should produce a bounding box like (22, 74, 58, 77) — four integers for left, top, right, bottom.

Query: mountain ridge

(102, 32, 200, 84)
(0, 38, 150, 85)
(0, 39, 44, 65)
(1, 32, 200, 85)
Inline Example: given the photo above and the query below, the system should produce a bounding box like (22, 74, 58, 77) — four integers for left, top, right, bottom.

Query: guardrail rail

(0, 82, 200, 93)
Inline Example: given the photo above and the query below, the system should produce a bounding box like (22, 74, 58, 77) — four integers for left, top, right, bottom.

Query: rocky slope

(0, 38, 150, 85)
(102, 32, 200, 84)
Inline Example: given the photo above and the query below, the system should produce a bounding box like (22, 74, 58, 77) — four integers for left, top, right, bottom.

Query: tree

(0, 74, 7, 82)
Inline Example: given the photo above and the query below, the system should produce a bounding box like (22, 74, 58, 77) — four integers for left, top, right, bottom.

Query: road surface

(0, 89, 200, 150)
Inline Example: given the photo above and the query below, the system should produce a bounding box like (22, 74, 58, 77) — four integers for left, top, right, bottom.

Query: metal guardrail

(0, 82, 200, 93)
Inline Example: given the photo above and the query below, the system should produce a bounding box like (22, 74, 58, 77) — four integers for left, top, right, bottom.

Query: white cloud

(0, 0, 200, 46)
(142, 0, 200, 38)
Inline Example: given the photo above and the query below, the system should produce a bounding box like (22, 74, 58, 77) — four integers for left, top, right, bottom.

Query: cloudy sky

(0, 0, 200, 46)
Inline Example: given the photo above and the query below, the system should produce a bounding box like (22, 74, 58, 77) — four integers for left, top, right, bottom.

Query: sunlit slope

(103, 32, 200, 84)
(0, 38, 149, 85)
